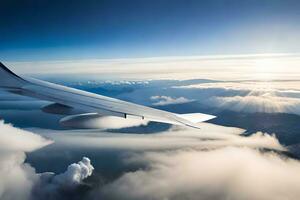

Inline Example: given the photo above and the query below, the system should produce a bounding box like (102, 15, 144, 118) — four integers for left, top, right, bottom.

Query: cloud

(0, 121, 51, 200)
(0, 121, 51, 152)
(99, 147, 300, 200)
(32, 122, 293, 200)
(150, 96, 194, 106)
(0, 121, 94, 200)
(211, 94, 300, 114)
(176, 81, 300, 115)
(7, 53, 300, 80)
(32, 157, 94, 200)
(40, 157, 94, 188)
(36, 123, 285, 152)
(14, 120, 298, 200)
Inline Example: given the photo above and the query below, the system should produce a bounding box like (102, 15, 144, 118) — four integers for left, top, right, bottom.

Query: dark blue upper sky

(1, 0, 300, 61)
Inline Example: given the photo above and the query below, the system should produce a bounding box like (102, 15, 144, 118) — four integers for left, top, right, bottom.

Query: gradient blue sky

(1, 0, 300, 61)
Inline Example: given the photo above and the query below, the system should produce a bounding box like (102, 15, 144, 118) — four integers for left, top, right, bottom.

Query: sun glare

(252, 58, 286, 81)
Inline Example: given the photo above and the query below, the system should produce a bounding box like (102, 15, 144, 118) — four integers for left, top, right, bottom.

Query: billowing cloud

(32, 157, 94, 200)
(0, 121, 94, 200)
(0, 121, 51, 200)
(0, 121, 51, 152)
(150, 96, 194, 106)
(99, 147, 300, 200)
(39, 157, 94, 188)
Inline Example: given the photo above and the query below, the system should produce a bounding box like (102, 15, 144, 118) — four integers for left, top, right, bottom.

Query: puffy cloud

(32, 157, 94, 200)
(40, 157, 94, 188)
(100, 147, 300, 200)
(0, 121, 51, 200)
(150, 96, 194, 106)
(0, 121, 94, 200)
(0, 121, 51, 152)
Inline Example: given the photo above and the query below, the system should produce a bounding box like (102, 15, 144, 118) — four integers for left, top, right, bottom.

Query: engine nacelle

(59, 113, 148, 129)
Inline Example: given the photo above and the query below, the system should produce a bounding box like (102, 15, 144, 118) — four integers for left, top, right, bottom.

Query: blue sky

(1, 0, 300, 61)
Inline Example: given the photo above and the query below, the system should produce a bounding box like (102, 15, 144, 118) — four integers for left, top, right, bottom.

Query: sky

(1, 0, 300, 61)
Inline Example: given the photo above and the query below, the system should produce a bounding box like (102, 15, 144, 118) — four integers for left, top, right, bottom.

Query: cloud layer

(150, 95, 194, 106)
(2, 118, 299, 200)
(37, 123, 284, 152)
(32, 122, 299, 200)
(177, 81, 300, 115)
(100, 147, 300, 200)
(7, 53, 300, 80)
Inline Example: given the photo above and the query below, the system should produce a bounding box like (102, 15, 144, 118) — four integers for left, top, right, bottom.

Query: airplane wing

(0, 62, 216, 129)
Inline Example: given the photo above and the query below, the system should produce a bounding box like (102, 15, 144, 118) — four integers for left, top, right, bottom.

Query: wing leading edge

(0, 62, 216, 129)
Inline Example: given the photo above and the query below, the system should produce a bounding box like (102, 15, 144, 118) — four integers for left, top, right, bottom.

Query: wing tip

(0, 62, 24, 80)
(176, 113, 217, 124)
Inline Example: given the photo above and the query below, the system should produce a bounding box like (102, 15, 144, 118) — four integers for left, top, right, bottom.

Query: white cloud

(20, 121, 300, 200)
(40, 157, 94, 188)
(32, 157, 94, 199)
(100, 147, 300, 200)
(176, 81, 300, 115)
(0, 121, 52, 152)
(211, 94, 300, 114)
(0, 121, 51, 200)
(35, 122, 285, 152)
(179, 81, 300, 91)
(33, 122, 293, 200)
(0, 121, 94, 200)
(150, 96, 194, 106)
(7, 53, 300, 80)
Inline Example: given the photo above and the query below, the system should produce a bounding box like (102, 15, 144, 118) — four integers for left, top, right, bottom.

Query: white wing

(0, 62, 216, 129)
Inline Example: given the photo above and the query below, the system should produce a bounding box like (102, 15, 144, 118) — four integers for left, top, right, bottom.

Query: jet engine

(59, 113, 148, 129)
